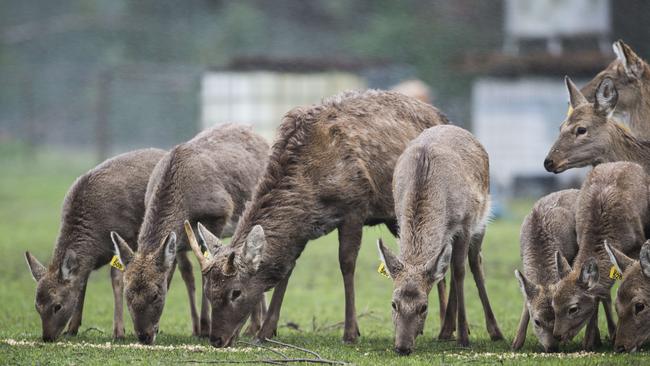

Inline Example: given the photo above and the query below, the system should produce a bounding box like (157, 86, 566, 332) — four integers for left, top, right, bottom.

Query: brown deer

(551, 162, 649, 350)
(512, 189, 579, 352)
(24, 148, 165, 342)
(376, 125, 503, 354)
(183, 90, 448, 347)
(605, 240, 650, 353)
(111, 124, 269, 344)
(581, 40, 650, 140)
(544, 76, 650, 174)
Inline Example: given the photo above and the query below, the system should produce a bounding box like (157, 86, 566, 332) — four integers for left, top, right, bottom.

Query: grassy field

(1, 149, 649, 365)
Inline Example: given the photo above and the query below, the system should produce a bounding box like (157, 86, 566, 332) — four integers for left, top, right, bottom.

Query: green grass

(1, 149, 649, 365)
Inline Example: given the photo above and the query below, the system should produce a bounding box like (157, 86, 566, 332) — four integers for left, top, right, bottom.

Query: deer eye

(534, 319, 541, 327)
(230, 289, 242, 302)
(568, 305, 579, 315)
(391, 301, 398, 311)
(418, 304, 428, 315)
(635, 303, 645, 315)
(576, 127, 587, 135)
(53, 304, 62, 314)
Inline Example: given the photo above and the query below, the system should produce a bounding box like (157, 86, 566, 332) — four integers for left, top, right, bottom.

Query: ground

(1, 148, 649, 365)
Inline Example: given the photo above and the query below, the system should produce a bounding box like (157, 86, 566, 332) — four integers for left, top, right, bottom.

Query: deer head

(111, 231, 176, 344)
(377, 238, 451, 355)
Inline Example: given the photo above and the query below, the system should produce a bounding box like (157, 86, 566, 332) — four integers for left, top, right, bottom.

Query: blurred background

(2, 0, 650, 201)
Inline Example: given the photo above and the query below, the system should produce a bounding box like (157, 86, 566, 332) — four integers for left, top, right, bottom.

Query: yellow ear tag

(567, 105, 574, 117)
(203, 251, 210, 259)
(377, 262, 390, 278)
(609, 265, 623, 280)
(110, 255, 125, 271)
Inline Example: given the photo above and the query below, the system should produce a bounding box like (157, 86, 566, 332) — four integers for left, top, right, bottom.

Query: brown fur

(24, 148, 165, 341)
(581, 40, 650, 139)
(605, 240, 650, 352)
(512, 189, 579, 352)
(187, 90, 448, 347)
(378, 125, 502, 353)
(551, 162, 650, 350)
(545, 76, 650, 175)
(111, 124, 269, 344)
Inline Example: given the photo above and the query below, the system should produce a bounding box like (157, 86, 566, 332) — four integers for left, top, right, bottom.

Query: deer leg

(199, 272, 210, 337)
(602, 295, 616, 343)
(453, 232, 470, 347)
(255, 269, 293, 342)
(468, 231, 504, 341)
(438, 264, 457, 340)
(65, 278, 88, 336)
(512, 302, 529, 350)
(338, 219, 363, 344)
(177, 251, 200, 337)
(110, 267, 125, 339)
(244, 294, 267, 337)
(582, 305, 602, 351)
(437, 277, 447, 324)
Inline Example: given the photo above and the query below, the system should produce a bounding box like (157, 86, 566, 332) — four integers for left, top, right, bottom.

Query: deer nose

(210, 336, 225, 348)
(395, 346, 412, 355)
(616, 344, 626, 353)
(546, 344, 559, 353)
(544, 158, 554, 172)
(42, 335, 55, 342)
(137, 333, 154, 344)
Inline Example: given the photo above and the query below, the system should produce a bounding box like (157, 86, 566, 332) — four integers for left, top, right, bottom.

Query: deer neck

(607, 123, 650, 172)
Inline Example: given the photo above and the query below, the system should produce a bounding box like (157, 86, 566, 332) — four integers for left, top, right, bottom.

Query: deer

(605, 240, 650, 353)
(182, 90, 449, 347)
(24, 148, 166, 342)
(376, 125, 503, 354)
(544, 76, 650, 175)
(580, 40, 650, 140)
(551, 161, 649, 350)
(111, 124, 269, 344)
(512, 189, 579, 352)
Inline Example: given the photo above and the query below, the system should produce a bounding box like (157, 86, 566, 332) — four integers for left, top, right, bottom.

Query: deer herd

(22, 40, 650, 355)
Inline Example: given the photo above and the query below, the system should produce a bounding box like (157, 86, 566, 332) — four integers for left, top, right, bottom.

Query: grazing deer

(111, 124, 269, 344)
(551, 162, 649, 350)
(581, 40, 650, 139)
(184, 90, 448, 347)
(512, 189, 579, 352)
(544, 76, 650, 174)
(376, 125, 503, 353)
(24, 148, 165, 342)
(605, 240, 650, 353)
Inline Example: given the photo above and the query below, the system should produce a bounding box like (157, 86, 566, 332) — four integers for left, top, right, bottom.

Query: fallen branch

(262, 338, 322, 360)
(237, 341, 289, 359)
(178, 358, 343, 365)
(81, 327, 104, 335)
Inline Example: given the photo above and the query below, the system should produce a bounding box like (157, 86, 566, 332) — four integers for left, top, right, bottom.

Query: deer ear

(578, 257, 599, 290)
(614, 40, 644, 79)
(60, 249, 78, 281)
(565, 76, 588, 108)
(377, 238, 404, 278)
(425, 244, 452, 283)
(197, 222, 222, 258)
(595, 78, 618, 116)
(639, 241, 650, 279)
(242, 225, 265, 272)
(555, 251, 572, 279)
(604, 240, 634, 274)
(157, 232, 177, 269)
(25, 251, 46, 282)
(111, 231, 134, 267)
(515, 269, 538, 299)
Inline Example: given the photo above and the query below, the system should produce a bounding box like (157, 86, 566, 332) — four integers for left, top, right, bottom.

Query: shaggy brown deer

(551, 162, 649, 350)
(24, 148, 165, 342)
(111, 124, 269, 344)
(512, 189, 579, 352)
(376, 125, 503, 353)
(605, 240, 650, 352)
(544, 76, 650, 174)
(581, 40, 650, 139)
(183, 90, 448, 347)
